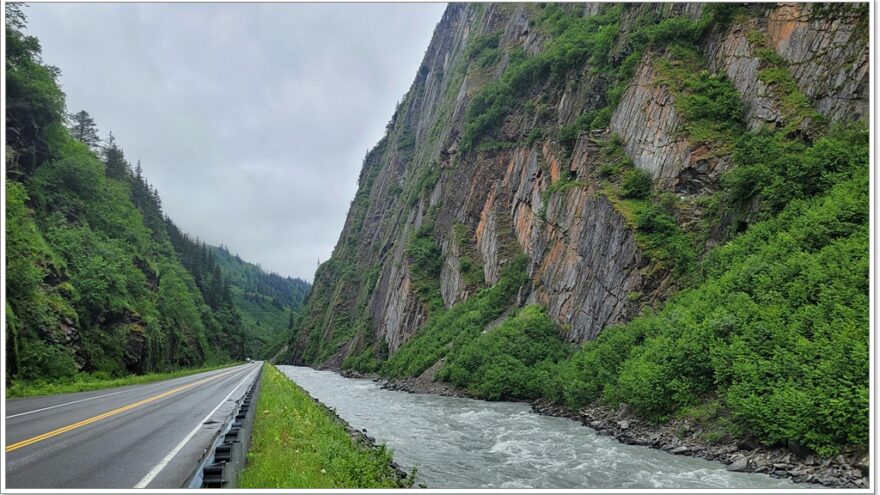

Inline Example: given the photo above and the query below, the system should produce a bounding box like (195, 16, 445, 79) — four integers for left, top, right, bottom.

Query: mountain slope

(209, 244, 310, 358)
(4, 7, 293, 384)
(285, 2, 868, 458)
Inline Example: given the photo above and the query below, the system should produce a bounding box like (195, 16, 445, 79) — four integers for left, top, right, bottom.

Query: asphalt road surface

(5, 362, 261, 488)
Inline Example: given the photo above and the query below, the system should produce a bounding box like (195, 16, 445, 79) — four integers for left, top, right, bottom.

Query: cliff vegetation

(287, 2, 868, 460)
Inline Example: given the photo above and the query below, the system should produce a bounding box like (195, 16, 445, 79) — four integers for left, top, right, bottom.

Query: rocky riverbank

(341, 361, 471, 398)
(532, 400, 869, 489)
(362, 369, 868, 489)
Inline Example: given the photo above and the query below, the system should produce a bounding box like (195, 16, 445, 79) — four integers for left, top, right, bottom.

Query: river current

(278, 365, 809, 489)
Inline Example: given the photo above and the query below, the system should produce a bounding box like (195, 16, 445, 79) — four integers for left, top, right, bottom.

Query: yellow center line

(5, 366, 245, 453)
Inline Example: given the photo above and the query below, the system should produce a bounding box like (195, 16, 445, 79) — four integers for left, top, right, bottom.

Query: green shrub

(555, 163, 868, 454)
(17, 340, 78, 382)
(598, 163, 619, 178)
(405, 225, 444, 312)
(525, 128, 545, 147)
(590, 107, 612, 129)
(723, 124, 868, 214)
(620, 168, 653, 199)
(654, 45, 744, 147)
(465, 32, 501, 67)
(549, 318, 652, 407)
(381, 255, 529, 378)
(438, 305, 572, 400)
(678, 71, 743, 125)
(641, 15, 707, 46)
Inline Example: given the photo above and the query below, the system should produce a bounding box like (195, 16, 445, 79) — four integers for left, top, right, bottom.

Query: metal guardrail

(183, 365, 262, 489)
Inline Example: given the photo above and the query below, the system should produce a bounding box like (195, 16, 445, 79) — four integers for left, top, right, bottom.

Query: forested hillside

(210, 244, 310, 359)
(286, 2, 868, 461)
(4, 6, 305, 385)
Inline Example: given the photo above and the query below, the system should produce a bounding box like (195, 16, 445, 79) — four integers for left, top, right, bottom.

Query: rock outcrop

(767, 3, 869, 121)
(286, 2, 868, 367)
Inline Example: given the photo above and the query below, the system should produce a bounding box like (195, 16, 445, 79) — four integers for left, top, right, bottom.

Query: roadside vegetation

(6, 362, 242, 398)
(240, 363, 408, 488)
(5, 6, 301, 388)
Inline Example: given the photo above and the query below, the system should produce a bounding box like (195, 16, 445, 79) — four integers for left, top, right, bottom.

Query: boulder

(670, 446, 691, 455)
(855, 452, 870, 476)
(728, 457, 750, 472)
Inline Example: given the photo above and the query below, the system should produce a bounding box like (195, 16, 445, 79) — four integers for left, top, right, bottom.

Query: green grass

(5, 362, 242, 398)
(240, 363, 407, 488)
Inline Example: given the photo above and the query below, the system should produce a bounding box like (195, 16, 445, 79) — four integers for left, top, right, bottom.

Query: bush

(558, 107, 614, 156)
(635, 204, 677, 234)
(678, 72, 743, 125)
(405, 225, 444, 311)
(549, 318, 652, 407)
(633, 204, 696, 277)
(17, 340, 78, 381)
(642, 15, 707, 46)
(723, 123, 868, 214)
(555, 165, 868, 454)
(466, 32, 501, 69)
(620, 168, 653, 199)
(438, 305, 572, 400)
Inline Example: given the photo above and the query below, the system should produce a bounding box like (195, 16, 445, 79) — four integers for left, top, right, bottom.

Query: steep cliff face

(286, 2, 868, 367)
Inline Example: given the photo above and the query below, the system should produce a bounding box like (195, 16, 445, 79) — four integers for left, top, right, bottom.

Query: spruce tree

(67, 110, 101, 149)
(102, 131, 129, 180)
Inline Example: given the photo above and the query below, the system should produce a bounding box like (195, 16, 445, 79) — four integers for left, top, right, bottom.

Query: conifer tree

(67, 110, 100, 149)
(102, 131, 129, 180)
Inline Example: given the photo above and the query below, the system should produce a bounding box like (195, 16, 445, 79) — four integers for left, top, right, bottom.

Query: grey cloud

(25, 2, 447, 281)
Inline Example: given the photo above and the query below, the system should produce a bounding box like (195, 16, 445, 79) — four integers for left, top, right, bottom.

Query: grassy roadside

(240, 363, 406, 488)
(5, 362, 243, 398)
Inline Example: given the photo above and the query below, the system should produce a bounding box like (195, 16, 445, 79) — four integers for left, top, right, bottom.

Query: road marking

(6, 389, 146, 420)
(5, 366, 243, 419)
(5, 366, 245, 453)
(133, 365, 260, 488)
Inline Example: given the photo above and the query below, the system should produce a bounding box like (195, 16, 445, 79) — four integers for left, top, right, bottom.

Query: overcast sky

(24, 2, 447, 282)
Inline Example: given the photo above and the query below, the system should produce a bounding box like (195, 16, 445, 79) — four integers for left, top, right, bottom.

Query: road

(4, 361, 261, 488)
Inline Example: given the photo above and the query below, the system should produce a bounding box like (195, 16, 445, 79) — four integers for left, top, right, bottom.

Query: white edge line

(133, 363, 260, 488)
(5, 364, 247, 419)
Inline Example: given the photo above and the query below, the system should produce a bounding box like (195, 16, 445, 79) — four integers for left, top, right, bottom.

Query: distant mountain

(209, 245, 310, 359)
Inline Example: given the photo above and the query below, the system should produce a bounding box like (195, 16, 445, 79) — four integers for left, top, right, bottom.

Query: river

(278, 365, 810, 489)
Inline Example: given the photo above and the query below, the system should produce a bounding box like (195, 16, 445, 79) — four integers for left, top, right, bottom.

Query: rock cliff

(285, 2, 867, 367)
